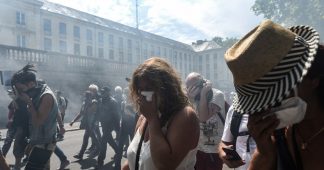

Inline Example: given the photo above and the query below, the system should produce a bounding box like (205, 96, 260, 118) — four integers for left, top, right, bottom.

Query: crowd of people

(0, 19, 323, 170)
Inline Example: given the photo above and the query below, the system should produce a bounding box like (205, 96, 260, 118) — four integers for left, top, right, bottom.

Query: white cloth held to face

(141, 91, 154, 102)
(269, 96, 307, 129)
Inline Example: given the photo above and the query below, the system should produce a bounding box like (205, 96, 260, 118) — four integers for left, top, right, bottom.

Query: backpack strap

(230, 111, 244, 150)
(217, 112, 225, 125)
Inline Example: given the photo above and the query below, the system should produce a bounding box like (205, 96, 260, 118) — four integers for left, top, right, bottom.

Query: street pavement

(0, 122, 232, 170)
(0, 122, 126, 170)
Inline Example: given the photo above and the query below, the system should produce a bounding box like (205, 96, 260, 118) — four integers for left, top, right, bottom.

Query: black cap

(101, 86, 111, 92)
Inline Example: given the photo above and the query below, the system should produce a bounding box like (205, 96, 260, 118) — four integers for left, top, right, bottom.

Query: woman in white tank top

(122, 57, 200, 170)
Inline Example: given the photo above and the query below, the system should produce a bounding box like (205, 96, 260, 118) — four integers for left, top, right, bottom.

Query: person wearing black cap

(96, 86, 120, 168)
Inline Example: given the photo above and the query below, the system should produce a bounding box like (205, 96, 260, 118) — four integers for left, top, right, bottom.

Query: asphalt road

(0, 124, 232, 170)
(0, 123, 125, 170)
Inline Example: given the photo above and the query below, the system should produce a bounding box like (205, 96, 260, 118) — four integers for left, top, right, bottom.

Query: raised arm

(247, 111, 279, 170)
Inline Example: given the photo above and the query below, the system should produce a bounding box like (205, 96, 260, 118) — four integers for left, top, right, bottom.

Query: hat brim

(233, 25, 320, 114)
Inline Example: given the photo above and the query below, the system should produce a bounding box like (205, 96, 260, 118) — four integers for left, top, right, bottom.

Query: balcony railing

(0, 44, 137, 75)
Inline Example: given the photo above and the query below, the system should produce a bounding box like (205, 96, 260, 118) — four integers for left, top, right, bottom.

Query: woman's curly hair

(129, 57, 189, 127)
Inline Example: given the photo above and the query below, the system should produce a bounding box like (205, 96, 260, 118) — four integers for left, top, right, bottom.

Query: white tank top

(127, 129, 197, 170)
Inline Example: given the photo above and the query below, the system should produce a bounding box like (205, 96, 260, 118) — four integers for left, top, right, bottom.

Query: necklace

(299, 126, 324, 150)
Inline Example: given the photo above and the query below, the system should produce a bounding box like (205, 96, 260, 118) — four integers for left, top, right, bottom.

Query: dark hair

(306, 44, 324, 104)
(129, 57, 189, 127)
(11, 64, 37, 86)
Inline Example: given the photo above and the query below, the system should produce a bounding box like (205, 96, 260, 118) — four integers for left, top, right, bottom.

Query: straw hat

(225, 20, 320, 114)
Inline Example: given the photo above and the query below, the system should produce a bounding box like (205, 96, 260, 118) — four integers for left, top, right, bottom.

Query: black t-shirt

(12, 99, 29, 129)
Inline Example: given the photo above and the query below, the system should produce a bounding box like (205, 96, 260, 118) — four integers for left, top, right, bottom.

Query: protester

(1, 91, 16, 157)
(70, 89, 101, 160)
(185, 72, 226, 170)
(122, 57, 200, 170)
(113, 86, 123, 141)
(96, 86, 119, 168)
(56, 90, 68, 123)
(11, 64, 59, 169)
(115, 87, 137, 169)
(54, 111, 70, 170)
(87, 84, 102, 157)
(224, 20, 323, 169)
(55, 90, 68, 141)
(2, 91, 29, 169)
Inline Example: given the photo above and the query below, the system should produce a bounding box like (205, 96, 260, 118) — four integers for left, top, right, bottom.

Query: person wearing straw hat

(224, 19, 323, 169)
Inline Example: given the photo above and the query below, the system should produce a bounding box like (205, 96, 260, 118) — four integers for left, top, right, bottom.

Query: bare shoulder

(176, 105, 198, 120)
(40, 93, 54, 103)
(167, 105, 200, 149)
(171, 105, 199, 129)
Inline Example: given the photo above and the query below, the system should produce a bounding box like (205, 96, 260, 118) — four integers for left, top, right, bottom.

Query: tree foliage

(252, 0, 324, 39)
(212, 36, 239, 48)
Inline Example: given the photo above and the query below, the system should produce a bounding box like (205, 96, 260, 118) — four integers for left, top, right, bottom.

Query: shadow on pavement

(73, 158, 116, 170)
(74, 157, 97, 169)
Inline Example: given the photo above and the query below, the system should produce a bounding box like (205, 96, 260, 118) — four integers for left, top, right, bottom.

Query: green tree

(252, 0, 324, 38)
(212, 36, 238, 48)
(212, 36, 224, 46)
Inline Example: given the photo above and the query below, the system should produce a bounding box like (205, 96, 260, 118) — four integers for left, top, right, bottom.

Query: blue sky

(48, 0, 264, 44)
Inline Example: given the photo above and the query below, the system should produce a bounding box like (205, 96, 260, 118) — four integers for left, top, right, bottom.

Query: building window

(118, 37, 123, 50)
(87, 45, 93, 57)
(109, 34, 114, 48)
(135, 41, 140, 63)
(150, 45, 154, 56)
(43, 19, 51, 36)
(143, 43, 148, 59)
(179, 52, 183, 71)
(44, 38, 52, 51)
(74, 43, 80, 55)
(109, 49, 114, 60)
(16, 11, 25, 25)
(174, 51, 178, 67)
(157, 47, 161, 56)
(86, 29, 92, 42)
(17, 35, 26, 48)
(98, 32, 104, 45)
(59, 40, 67, 53)
(199, 55, 203, 72)
(163, 48, 167, 57)
(127, 53, 132, 63)
(59, 22, 66, 37)
(119, 51, 124, 62)
(127, 39, 132, 50)
(206, 54, 210, 79)
(74, 26, 80, 39)
(127, 39, 132, 63)
(98, 48, 104, 58)
(189, 55, 192, 71)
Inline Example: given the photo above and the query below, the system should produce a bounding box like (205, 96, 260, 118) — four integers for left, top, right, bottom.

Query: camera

(194, 80, 213, 102)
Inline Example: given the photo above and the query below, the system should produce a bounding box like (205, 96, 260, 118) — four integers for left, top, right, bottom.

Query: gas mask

(268, 89, 307, 129)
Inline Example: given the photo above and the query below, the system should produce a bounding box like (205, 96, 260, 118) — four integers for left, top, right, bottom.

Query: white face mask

(269, 95, 307, 129)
